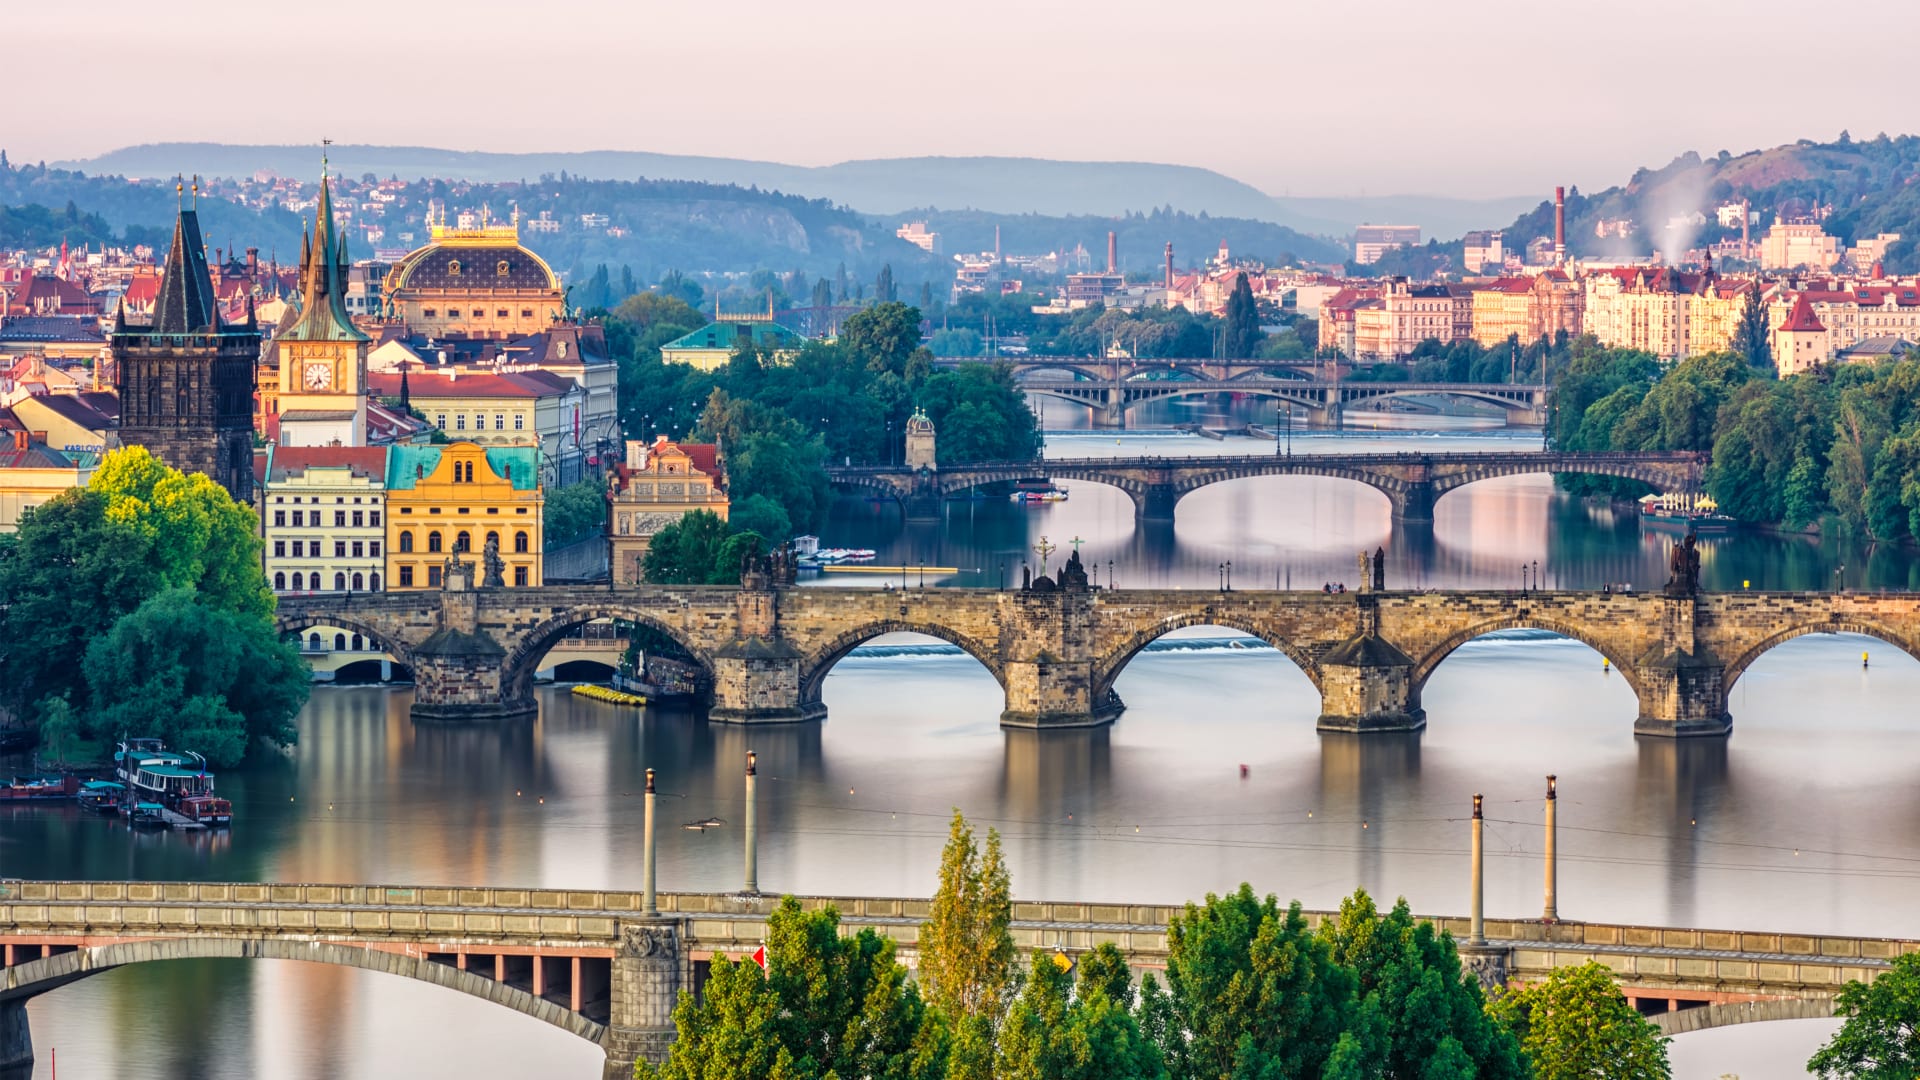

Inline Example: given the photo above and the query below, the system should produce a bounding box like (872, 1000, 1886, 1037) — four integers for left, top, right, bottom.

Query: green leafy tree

(1733, 286, 1773, 370)
(729, 493, 793, 543)
(543, 479, 607, 549)
(1808, 951, 1920, 1079)
(876, 262, 897, 303)
(1223, 272, 1261, 358)
(641, 510, 764, 584)
(920, 811, 1015, 1041)
(1490, 962, 1669, 1080)
(83, 589, 308, 767)
(36, 695, 79, 765)
(1155, 884, 1355, 1080)
(997, 952, 1166, 1080)
(89, 446, 272, 620)
(1317, 891, 1524, 1080)
(842, 301, 926, 377)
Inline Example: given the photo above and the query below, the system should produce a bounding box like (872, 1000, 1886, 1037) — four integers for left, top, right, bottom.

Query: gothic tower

(112, 183, 261, 502)
(275, 160, 370, 447)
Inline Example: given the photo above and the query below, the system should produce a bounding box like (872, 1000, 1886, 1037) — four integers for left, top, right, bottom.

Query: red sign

(750, 945, 767, 971)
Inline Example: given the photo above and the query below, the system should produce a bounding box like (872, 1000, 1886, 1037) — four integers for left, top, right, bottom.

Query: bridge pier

(709, 576, 824, 724)
(601, 920, 686, 1078)
(1634, 653, 1732, 738)
(410, 574, 535, 722)
(1136, 485, 1181, 522)
(1002, 659, 1123, 728)
(1389, 482, 1437, 525)
(1316, 634, 1426, 733)
(0, 1002, 28, 1076)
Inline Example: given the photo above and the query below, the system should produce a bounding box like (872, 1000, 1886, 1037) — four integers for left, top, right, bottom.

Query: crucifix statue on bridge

(1034, 535, 1058, 577)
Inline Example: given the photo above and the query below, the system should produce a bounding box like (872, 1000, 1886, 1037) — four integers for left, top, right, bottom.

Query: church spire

(281, 150, 366, 343)
(150, 199, 216, 334)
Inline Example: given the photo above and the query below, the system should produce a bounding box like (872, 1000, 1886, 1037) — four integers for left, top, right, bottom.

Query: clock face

(304, 363, 332, 390)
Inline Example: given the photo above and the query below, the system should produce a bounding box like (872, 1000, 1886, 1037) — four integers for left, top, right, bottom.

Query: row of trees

(1549, 340, 1920, 539)
(642, 812, 1678, 1080)
(0, 448, 309, 765)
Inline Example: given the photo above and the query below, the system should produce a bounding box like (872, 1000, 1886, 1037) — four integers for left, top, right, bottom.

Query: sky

(16, 0, 1920, 198)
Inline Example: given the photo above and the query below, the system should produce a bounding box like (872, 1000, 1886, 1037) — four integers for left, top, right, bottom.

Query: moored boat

(0, 774, 79, 800)
(78, 780, 127, 814)
(116, 739, 233, 827)
(1637, 493, 1734, 534)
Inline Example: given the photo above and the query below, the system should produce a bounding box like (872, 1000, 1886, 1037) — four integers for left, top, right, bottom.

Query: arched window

(308, 632, 321, 650)
(455, 531, 471, 553)
(333, 633, 346, 651)
(370, 572, 381, 591)
(428, 532, 443, 553)
(514, 531, 529, 554)
(399, 531, 414, 553)
(334, 572, 347, 591)
(309, 572, 322, 590)
(274, 572, 286, 590)
(352, 572, 365, 591)
(351, 633, 364, 651)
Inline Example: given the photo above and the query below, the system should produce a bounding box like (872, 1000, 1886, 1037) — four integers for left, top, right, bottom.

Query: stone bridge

(1018, 376, 1550, 428)
(929, 354, 1332, 382)
(0, 879, 1884, 1076)
(828, 450, 1703, 522)
(275, 577, 1920, 737)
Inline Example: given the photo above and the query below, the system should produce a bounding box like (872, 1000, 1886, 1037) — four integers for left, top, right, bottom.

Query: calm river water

(9, 400, 1915, 1079)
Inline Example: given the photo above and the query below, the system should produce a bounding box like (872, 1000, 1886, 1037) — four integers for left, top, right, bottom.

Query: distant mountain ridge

(59, 143, 1532, 239)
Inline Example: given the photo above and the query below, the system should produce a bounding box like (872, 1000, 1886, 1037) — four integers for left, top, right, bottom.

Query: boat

(78, 780, 127, 814)
(115, 739, 233, 827)
(1010, 478, 1068, 504)
(1637, 493, 1734, 534)
(127, 802, 170, 829)
(0, 774, 79, 801)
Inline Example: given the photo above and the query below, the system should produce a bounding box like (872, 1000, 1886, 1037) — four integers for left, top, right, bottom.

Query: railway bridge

(274, 566, 1920, 737)
(827, 450, 1703, 523)
(0, 878, 1889, 1077)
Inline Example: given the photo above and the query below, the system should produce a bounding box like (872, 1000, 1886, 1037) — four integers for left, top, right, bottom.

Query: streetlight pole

(1226, 560, 1233, 592)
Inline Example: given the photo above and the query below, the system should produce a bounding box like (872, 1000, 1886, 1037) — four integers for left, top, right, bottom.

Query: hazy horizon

(15, 0, 1920, 199)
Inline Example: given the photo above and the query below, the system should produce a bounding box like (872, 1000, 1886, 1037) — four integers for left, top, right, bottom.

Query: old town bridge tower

(111, 183, 261, 502)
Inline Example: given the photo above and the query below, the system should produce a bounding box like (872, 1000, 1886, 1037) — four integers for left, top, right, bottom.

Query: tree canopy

(1489, 962, 1669, 1080)
(1808, 952, 1920, 1080)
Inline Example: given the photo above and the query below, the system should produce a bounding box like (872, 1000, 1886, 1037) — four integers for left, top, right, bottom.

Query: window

(472, 309, 484, 318)
(430, 507, 442, 514)
(513, 566, 528, 587)
(335, 511, 346, 528)
(496, 309, 508, 318)
(274, 510, 286, 527)
(446, 260, 461, 277)
(351, 573, 364, 591)
(288, 510, 300, 527)
(456, 415, 466, 430)
(428, 532, 443, 553)
(399, 532, 413, 553)
(308, 572, 321, 590)
(514, 415, 524, 430)
(487, 507, 500, 515)
(370, 541, 381, 557)
(514, 531, 529, 553)
(334, 633, 346, 650)
(516, 508, 529, 515)
(275, 497, 284, 504)
(334, 573, 347, 592)
(289, 540, 301, 558)
(274, 540, 286, 558)
(351, 510, 363, 527)
(371, 511, 381, 527)
(436, 414, 447, 429)
(494, 415, 505, 430)
(370, 572, 381, 591)
(351, 633, 363, 651)
(424, 308, 437, 318)
(309, 632, 321, 649)
(351, 541, 364, 558)
(400, 507, 412, 515)
(427, 565, 442, 587)
(521, 308, 533, 318)
(399, 566, 413, 587)
(274, 572, 286, 590)
(334, 541, 347, 558)
(455, 531, 471, 553)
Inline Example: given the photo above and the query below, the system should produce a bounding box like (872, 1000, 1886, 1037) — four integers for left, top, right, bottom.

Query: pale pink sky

(17, 0, 1918, 197)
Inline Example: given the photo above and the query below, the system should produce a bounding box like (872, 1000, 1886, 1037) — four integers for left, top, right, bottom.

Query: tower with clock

(275, 157, 370, 447)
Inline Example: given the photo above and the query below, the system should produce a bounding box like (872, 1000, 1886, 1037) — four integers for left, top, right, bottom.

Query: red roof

(365, 370, 575, 399)
(1781, 293, 1826, 333)
(266, 445, 389, 483)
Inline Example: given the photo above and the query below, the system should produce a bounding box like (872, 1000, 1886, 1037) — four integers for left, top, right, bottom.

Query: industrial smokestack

(1554, 186, 1566, 263)
(1165, 242, 1174, 289)
(1107, 231, 1117, 275)
(994, 225, 1001, 263)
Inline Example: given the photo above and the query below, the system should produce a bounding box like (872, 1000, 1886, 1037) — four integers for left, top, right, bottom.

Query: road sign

(751, 945, 767, 971)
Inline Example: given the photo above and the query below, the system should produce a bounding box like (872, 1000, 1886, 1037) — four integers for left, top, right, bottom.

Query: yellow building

(1583, 268, 1752, 361)
(608, 436, 729, 585)
(386, 442, 543, 590)
(381, 209, 564, 339)
(0, 428, 96, 531)
(6, 392, 117, 455)
(1470, 272, 1583, 348)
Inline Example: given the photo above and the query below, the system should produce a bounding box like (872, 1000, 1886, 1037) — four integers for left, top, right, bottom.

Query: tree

(83, 589, 308, 767)
(641, 510, 764, 585)
(1155, 884, 1355, 1080)
(1809, 952, 1920, 1079)
(1317, 891, 1524, 1080)
(89, 446, 272, 620)
(1733, 286, 1772, 370)
(997, 952, 1166, 1080)
(876, 262, 897, 303)
(543, 479, 607, 550)
(841, 301, 926, 377)
(919, 811, 1015, 1037)
(1223, 272, 1261, 358)
(729, 493, 792, 543)
(1490, 962, 1669, 1080)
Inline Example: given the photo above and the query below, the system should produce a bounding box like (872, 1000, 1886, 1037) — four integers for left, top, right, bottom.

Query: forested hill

(0, 158, 307, 255)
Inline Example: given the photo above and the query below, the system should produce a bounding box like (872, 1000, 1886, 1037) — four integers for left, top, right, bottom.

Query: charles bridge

(825, 450, 1702, 522)
(275, 565, 1920, 738)
(0, 878, 1887, 1076)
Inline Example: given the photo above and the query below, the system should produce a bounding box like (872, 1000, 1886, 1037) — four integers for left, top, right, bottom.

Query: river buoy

(1863, 651, 1870, 668)
(1602, 657, 1610, 670)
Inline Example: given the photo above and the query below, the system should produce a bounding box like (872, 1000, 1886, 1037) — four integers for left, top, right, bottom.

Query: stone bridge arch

(0, 937, 607, 1046)
(1092, 612, 1324, 703)
(798, 620, 1007, 709)
(1411, 617, 1647, 701)
(274, 609, 416, 667)
(504, 605, 714, 702)
(1721, 619, 1920, 705)
(1652, 996, 1836, 1036)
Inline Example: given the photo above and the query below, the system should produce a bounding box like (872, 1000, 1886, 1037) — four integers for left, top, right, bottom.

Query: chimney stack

(1107, 231, 1117, 275)
(1554, 186, 1566, 264)
(1164, 242, 1174, 289)
(994, 225, 1001, 263)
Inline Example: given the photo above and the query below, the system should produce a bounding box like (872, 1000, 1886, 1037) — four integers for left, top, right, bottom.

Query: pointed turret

(281, 164, 366, 343)
(150, 205, 217, 333)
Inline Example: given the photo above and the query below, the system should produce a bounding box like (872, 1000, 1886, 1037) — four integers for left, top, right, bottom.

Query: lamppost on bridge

(1108, 559, 1114, 590)
(1533, 560, 1540, 593)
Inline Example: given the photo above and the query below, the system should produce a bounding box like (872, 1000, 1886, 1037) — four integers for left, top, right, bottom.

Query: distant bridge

(828, 450, 1702, 523)
(0, 879, 1880, 1076)
(1019, 376, 1550, 427)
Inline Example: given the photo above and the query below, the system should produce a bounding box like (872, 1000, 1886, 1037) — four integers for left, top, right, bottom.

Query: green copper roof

(386, 444, 541, 490)
(661, 320, 804, 353)
(280, 171, 368, 343)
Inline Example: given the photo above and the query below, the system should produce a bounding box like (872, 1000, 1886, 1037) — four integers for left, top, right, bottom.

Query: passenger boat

(78, 780, 127, 814)
(0, 774, 79, 800)
(115, 739, 233, 827)
(127, 802, 170, 829)
(1637, 493, 1734, 534)
(1010, 478, 1068, 503)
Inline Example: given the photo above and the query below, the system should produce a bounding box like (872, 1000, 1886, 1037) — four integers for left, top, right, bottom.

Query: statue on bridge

(481, 534, 506, 589)
(1373, 547, 1385, 593)
(1665, 533, 1702, 596)
(1059, 549, 1089, 592)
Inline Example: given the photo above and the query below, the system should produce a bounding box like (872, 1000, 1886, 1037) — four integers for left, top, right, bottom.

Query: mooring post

(642, 767, 657, 915)
(1470, 792, 1486, 946)
(743, 751, 759, 895)
(1543, 775, 1558, 922)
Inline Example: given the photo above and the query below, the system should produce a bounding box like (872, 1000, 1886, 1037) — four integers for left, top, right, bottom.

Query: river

(9, 404, 1914, 1079)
